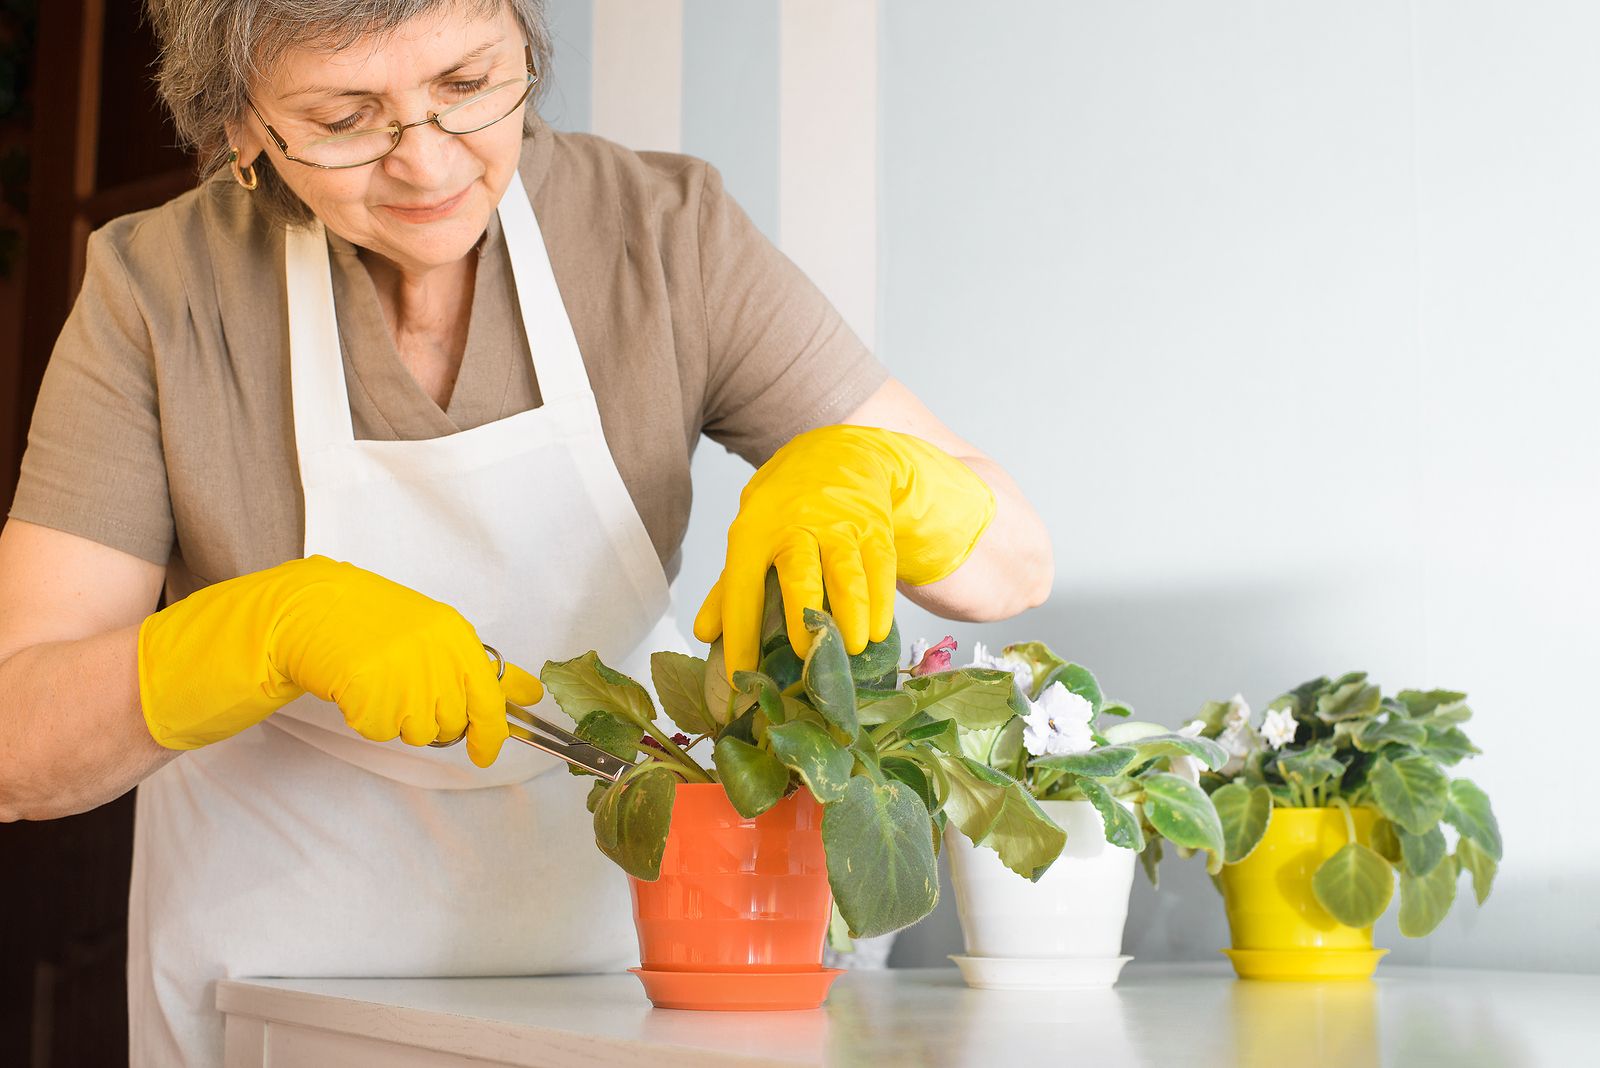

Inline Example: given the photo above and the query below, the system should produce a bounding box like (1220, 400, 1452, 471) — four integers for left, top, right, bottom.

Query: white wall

(543, 0, 1600, 974)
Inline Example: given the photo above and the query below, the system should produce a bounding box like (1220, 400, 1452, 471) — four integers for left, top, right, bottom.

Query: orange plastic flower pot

(627, 783, 837, 1009)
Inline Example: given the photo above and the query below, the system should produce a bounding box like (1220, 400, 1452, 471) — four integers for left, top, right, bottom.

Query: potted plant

(538, 577, 1065, 1010)
(931, 638, 1231, 990)
(1183, 673, 1502, 980)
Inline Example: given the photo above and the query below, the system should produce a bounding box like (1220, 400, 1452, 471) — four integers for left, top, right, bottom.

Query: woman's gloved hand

(694, 425, 996, 677)
(136, 555, 542, 767)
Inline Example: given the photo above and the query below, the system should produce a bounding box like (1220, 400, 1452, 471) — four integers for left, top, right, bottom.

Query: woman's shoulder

(541, 128, 715, 223)
(91, 172, 278, 305)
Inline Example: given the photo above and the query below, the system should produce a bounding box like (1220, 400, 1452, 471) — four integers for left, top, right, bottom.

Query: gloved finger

(399, 694, 446, 746)
(860, 530, 898, 644)
(500, 660, 544, 706)
(464, 659, 510, 768)
(773, 534, 826, 661)
(692, 574, 725, 644)
(433, 681, 469, 747)
(819, 534, 871, 655)
(719, 555, 770, 679)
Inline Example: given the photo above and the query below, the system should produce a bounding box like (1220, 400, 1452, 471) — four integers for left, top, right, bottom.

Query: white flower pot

(946, 798, 1137, 987)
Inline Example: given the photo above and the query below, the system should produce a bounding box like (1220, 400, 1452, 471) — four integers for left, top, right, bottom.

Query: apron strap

(497, 169, 594, 405)
(285, 222, 357, 452)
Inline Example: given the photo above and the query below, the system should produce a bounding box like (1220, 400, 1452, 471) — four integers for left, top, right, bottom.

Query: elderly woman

(0, 0, 1051, 1062)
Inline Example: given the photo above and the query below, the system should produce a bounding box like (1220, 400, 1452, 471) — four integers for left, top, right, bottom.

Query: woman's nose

(380, 117, 460, 185)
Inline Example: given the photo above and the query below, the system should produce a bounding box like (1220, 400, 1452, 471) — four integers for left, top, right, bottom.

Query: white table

(217, 963, 1599, 1067)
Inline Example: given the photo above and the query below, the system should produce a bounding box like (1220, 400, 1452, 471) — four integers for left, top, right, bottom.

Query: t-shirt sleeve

(694, 163, 888, 467)
(8, 226, 175, 565)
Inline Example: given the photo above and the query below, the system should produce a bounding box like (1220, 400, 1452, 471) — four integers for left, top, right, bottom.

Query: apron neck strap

(496, 168, 593, 404)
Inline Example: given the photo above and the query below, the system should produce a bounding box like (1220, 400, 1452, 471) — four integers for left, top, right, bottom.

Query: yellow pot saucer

(1222, 947, 1387, 981)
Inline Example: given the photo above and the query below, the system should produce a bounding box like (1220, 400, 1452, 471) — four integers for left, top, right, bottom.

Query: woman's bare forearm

(0, 624, 176, 822)
(899, 455, 1054, 621)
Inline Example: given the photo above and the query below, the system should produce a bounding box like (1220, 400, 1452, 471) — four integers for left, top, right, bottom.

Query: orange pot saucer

(629, 967, 843, 1011)
(1223, 947, 1387, 981)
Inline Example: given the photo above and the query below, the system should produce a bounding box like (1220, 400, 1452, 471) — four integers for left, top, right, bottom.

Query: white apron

(126, 171, 688, 1066)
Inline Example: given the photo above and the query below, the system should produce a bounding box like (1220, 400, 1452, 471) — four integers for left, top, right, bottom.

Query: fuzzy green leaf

(703, 640, 758, 726)
(1037, 662, 1104, 714)
(1316, 679, 1382, 723)
(542, 650, 657, 728)
(1078, 776, 1144, 852)
(1454, 836, 1497, 905)
(903, 669, 1020, 729)
(1131, 733, 1230, 771)
(1398, 854, 1459, 936)
(1029, 745, 1138, 778)
(592, 766, 677, 880)
(712, 735, 791, 818)
(1397, 823, 1447, 876)
(801, 609, 859, 739)
(822, 777, 939, 938)
(1311, 842, 1394, 927)
(1212, 782, 1273, 863)
(766, 720, 853, 804)
(848, 619, 901, 683)
(1444, 778, 1502, 861)
(1140, 772, 1225, 871)
(1370, 755, 1450, 835)
(650, 651, 716, 736)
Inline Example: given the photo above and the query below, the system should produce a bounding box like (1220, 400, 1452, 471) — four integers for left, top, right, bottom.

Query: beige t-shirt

(9, 119, 886, 601)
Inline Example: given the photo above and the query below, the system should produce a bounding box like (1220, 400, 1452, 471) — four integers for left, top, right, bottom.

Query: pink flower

(640, 732, 693, 752)
(910, 636, 958, 677)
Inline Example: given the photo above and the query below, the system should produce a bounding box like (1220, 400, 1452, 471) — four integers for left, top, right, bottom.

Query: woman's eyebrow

(283, 36, 504, 99)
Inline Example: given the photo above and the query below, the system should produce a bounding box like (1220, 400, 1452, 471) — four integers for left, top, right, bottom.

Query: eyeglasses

(249, 44, 537, 169)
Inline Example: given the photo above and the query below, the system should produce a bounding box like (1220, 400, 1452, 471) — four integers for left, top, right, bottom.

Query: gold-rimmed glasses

(249, 43, 537, 170)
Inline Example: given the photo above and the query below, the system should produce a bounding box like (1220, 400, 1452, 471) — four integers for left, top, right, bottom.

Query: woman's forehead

(264, 3, 512, 101)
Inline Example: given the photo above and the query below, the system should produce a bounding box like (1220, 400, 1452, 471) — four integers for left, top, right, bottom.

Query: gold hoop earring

(228, 147, 259, 191)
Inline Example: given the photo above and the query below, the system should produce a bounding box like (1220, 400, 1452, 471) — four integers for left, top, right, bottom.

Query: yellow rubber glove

(136, 555, 543, 768)
(694, 425, 996, 677)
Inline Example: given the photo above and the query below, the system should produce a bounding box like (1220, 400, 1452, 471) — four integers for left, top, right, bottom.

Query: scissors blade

(503, 702, 635, 781)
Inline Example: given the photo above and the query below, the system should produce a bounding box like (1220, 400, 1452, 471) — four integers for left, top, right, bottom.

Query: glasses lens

(435, 77, 531, 135)
(296, 126, 400, 168)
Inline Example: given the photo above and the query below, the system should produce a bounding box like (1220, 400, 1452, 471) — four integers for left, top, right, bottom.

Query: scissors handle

(426, 645, 636, 781)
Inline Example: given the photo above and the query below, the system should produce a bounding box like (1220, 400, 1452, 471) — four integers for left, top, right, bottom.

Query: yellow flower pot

(1217, 806, 1388, 980)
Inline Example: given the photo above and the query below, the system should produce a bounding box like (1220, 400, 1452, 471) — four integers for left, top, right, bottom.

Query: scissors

(427, 644, 634, 781)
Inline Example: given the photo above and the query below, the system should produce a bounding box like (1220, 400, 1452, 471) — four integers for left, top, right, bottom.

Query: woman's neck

(360, 249, 479, 410)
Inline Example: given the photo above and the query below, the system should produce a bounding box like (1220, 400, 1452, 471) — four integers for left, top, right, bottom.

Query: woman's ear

(226, 117, 265, 168)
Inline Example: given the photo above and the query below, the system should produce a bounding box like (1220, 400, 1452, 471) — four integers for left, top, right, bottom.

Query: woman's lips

(381, 184, 471, 223)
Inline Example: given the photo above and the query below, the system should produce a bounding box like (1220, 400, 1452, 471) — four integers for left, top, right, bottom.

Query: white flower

(1022, 682, 1096, 757)
(1223, 693, 1251, 731)
(1215, 695, 1259, 776)
(1262, 706, 1298, 750)
(969, 641, 1035, 694)
(1168, 719, 1207, 783)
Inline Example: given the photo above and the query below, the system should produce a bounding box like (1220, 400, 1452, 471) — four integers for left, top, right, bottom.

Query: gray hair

(146, 0, 553, 228)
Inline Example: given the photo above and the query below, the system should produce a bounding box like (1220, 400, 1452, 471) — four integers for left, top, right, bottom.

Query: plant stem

(1330, 796, 1356, 843)
(639, 720, 715, 783)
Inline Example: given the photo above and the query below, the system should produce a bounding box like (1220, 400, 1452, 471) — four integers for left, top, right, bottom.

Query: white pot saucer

(949, 954, 1133, 990)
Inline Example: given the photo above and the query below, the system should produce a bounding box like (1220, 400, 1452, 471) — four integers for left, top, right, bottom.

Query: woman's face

(235, 3, 528, 274)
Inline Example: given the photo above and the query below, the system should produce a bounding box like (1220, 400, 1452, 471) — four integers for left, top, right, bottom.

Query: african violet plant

(935, 638, 1231, 878)
(539, 575, 1065, 939)
(1187, 672, 1503, 937)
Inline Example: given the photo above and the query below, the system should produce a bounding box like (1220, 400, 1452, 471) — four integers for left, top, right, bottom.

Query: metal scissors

(427, 644, 634, 781)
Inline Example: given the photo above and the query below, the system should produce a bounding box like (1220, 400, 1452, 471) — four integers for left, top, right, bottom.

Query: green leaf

(592, 766, 677, 880)
(732, 670, 786, 725)
(704, 640, 757, 726)
(977, 770, 1068, 881)
(584, 778, 609, 813)
(932, 752, 1008, 844)
(1398, 855, 1459, 936)
(1029, 745, 1137, 778)
(1102, 720, 1168, 746)
(542, 650, 656, 728)
(1353, 714, 1428, 753)
(1397, 824, 1447, 876)
(712, 736, 791, 817)
(822, 777, 939, 938)
(1397, 689, 1469, 719)
(1370, 817, 1403, 864)
(1423, 725, 1480, 766)
(848, 619, 901, 683)
(1275, 744, 1346, 788)
(1078, 776, 1145, 852)
(759, 642, 805, 692)
(882, 756, 937, 815)
(801, 609, 859, 739)
(766, 720, 853, 803)
(570, 710, 641, 775)
(1140, 772, 1225, 872)
(1037, 662, 1103, 714)
(1130, 733, 1230, 771)
(1139, 836, 1163, 887)
(1454, 836, 1497, 905)
(1316, 679, 1382, 723)
(903, 669, 1020, 729)
(1212, 782, 1273, 863)
(901, 715, 957, 743)
(1444, 778, 1502, 861)
(857, 691, 919, 729)
(1311, 843, 1394, 927)
(1098, 701, 1134, 719)
(650, 651, 716, 736)
(1370, 755, 1450, 835)
(999, 640, 1066, 696)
